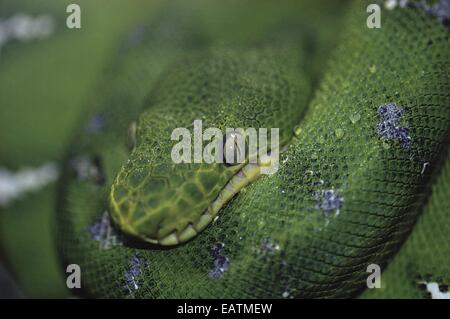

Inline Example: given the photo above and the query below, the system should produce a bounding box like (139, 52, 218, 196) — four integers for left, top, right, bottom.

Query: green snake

(57, 0, 450, 298)
(106, 40, 309, 246)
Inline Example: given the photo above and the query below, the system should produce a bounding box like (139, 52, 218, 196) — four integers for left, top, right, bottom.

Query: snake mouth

(156, 152, 277, 246)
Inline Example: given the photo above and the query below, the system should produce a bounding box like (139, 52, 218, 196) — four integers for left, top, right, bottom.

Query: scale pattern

(109, 46, 309, 244)
(362, 145, 450, 298)
(58, 0, 450, 298)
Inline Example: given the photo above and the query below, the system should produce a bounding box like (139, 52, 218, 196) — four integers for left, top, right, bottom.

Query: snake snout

(109, 161, 239, 246)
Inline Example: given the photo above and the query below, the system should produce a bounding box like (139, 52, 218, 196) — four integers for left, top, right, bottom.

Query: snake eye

(223, 132, 245, 166)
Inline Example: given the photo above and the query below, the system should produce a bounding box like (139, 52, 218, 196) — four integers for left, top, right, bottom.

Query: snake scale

(57, 0, 450, 298)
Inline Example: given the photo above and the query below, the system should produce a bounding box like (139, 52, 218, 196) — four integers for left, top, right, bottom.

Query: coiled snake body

(58, 0, 450, 298)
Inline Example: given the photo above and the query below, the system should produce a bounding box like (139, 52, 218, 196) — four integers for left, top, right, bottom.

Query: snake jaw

(155, 159, 272, 246)
(109, 150, 280, 247)
(117, 162, 263, 247)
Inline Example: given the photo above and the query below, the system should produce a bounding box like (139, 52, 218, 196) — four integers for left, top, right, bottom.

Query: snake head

(109, 114, 267, 246)
(108, 47, 305, 246)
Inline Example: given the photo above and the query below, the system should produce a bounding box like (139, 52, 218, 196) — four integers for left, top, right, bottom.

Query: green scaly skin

(57, 0, 450, 298)
(109, 46, 310, 246)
